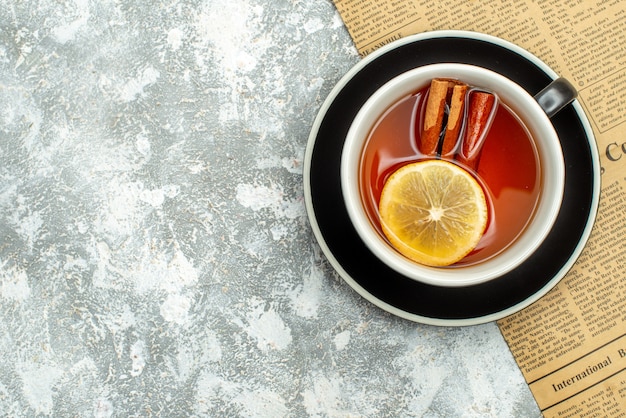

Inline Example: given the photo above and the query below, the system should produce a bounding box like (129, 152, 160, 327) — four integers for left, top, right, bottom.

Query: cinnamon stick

(419, 79, 469, 157)
(418, 80, 496, 167)
(457, 91, 497, 170)
(419, 79, 449, 156)
(440, 83, 468, 157)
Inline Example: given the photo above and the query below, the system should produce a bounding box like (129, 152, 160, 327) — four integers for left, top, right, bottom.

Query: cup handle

(534, 78, 578, 118)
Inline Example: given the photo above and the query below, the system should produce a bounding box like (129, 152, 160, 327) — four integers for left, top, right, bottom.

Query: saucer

(303, 31, 601, 326)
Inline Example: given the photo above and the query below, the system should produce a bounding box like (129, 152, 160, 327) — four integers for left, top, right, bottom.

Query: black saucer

(303, 31, 600, 326)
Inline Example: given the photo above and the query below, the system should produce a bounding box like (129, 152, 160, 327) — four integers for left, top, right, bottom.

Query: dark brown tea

(360, 86, 541, 266)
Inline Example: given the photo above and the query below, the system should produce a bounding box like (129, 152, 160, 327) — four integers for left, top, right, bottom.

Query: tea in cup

(341, 63, 575, 287)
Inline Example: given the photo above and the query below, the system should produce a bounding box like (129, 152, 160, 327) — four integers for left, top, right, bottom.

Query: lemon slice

(379, 160, 488, 267)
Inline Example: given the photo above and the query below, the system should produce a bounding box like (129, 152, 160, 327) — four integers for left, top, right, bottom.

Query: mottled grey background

(0, 0, 541, 416)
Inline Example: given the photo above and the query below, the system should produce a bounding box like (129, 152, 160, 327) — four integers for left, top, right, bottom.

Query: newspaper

(331, 0, 626, 416)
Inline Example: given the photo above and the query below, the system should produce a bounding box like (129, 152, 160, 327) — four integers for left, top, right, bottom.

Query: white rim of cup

(340, 63, 566, 287)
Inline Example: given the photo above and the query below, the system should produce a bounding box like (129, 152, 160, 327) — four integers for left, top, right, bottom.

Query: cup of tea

(341, 63, 576, 287)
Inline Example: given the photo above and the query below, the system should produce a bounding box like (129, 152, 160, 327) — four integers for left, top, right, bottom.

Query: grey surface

(0, 0, 541, 416)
